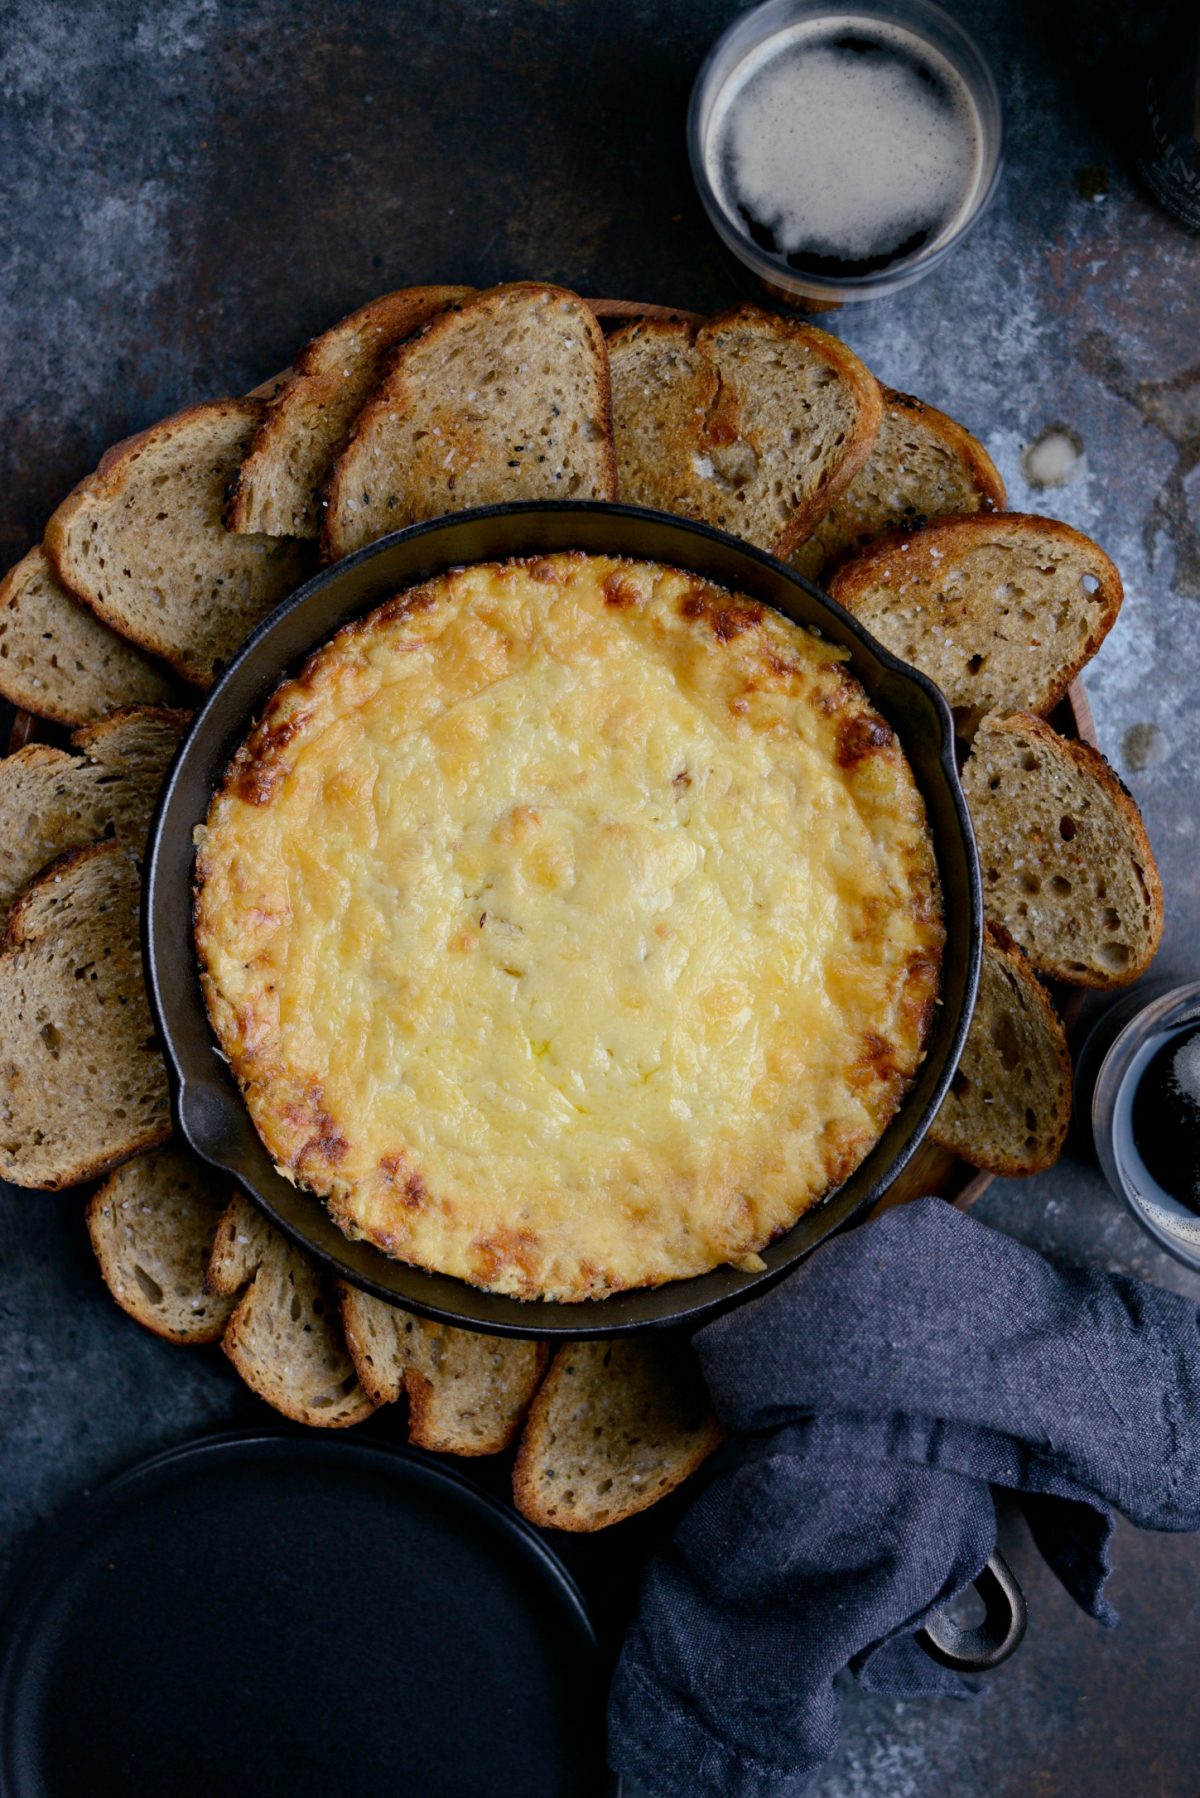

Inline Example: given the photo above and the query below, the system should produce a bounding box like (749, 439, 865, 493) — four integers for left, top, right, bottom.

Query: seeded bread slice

(963, 713, 1163, 987)
(930, 924, 1071, 1174)
(609, 305, 882, 558)
(44, 400, 314, 686)
(321, 283, 617, 560)
(86, 1143, 237, 1343)
(0, 706, 188, 926)
(828, 513, 1123, 739)
(227, 285, 474, 538)
(338, 1284, 547, 1455)
(0, 545, 184, 726)
(0, 841, 170, 1188)
(790, 390, 1006, 585)
(512, 1338, 723, 1532)
(207, 1193, 375, 1427)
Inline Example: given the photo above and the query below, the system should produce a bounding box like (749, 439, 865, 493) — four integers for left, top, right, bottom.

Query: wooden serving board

(2, 295, 1100, 1217)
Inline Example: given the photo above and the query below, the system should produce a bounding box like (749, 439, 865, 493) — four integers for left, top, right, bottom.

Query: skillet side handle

(916, 1550, 1028, 1673)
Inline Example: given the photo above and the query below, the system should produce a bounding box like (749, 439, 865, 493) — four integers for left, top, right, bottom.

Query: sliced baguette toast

(930, 924, 1071, 1174)
(338, 1284, 547, 1455)
(963, 713, 1163, 987)
(0, 545, 183, 726)
(512, 1338, 723, 1532)
(608, 305, 882, 557)
(790, 389, 1006, 584)
(44, 399, 314, 686)
(0, 706, 188, 926)
(321, 282, 616, 560)
(208, 1194, 375, 1427)
(828, 513, 1123, 738)
(87, 1144, 237, 1343)
(0, 841, 170, 1188)
(227, 285, 474, 537)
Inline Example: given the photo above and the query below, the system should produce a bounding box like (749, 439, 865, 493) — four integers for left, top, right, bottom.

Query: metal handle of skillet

(917, 1549, 1028, 1672)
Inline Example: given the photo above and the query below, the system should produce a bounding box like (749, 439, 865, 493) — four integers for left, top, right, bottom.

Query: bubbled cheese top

(195, 554, 943, 1301)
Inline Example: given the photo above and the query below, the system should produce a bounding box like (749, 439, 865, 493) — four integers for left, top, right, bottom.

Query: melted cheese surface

(195, 555, 942, 1300)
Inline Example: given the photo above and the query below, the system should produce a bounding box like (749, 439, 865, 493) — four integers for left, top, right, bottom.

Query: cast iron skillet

(144, 501, 983, 1340)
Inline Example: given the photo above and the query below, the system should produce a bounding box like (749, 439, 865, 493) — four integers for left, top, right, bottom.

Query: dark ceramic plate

(0, 1432, 615, 1798)
(144, 501, 982, 1338)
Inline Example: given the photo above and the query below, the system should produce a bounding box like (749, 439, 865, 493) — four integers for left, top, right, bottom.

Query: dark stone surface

(1, 2, 1198, 1792)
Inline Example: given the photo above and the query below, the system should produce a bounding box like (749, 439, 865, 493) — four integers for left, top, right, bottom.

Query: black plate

(144, 501, 982, 1337)
(0, 1433, 615, 1798)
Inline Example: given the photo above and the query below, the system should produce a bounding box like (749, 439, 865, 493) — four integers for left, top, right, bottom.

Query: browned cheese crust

(195, 553, 943, 1301)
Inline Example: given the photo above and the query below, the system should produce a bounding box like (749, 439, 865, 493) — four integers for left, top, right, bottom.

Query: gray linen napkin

(608, 1197, 1200, 1796)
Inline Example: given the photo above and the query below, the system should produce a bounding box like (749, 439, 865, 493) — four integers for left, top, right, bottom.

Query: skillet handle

(915, 1550, 1027, 1672)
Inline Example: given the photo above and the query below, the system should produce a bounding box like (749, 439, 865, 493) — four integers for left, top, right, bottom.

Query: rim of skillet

(143, 500, 982, 1339)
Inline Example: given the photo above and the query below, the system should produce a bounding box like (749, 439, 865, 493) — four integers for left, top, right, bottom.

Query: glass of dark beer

(688, 0, 1004, 306)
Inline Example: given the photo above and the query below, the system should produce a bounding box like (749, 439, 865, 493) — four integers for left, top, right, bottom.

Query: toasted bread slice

(0, 842, 170, 1188)
(790, 389, 1006, 584)
(338, 1284, 547, 1455)
(207, 1194, 375, 1427)
(321, 283, 616, 560)
(609, 305, 882, 557)
(963, 713, 1163, 987)
(828, 513, 1123, 738)
(44, 400, 314, 686)
(930, 924, 1071, 1174)
(227, 286, 474, 537)
(87, 1144, 237, 1343)
(512, 1338, 723, 1532)
(0, 546, 183, 726)
(0, 706, 188, 926)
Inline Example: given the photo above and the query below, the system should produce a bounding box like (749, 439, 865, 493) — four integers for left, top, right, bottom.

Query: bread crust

(929, 921, 1071, 1174)
(0, 546, 183, 726)
(511, 1341, 724, 1532)
(320, 283, 617, 562)
(882, 389, 1007, 512)
(829, 512, 1124, 725)
(969, 713, 1164, 988)
(226, 286, 474, 536)
(44, 398, 307, 684)
(0, 841, 171, 1186)
(704, 305, 884, 556)
(85, 1149, 235, 1345)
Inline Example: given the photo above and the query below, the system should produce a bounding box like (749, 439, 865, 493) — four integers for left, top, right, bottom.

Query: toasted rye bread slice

(87, 1143, 237, 1343)
(930, 924, 1071, 1174)
(790, 389, 1006, 585)
(338, 1284, 547, 1455)
(0, 545, 184, 726)
(226, 285, 474, 537)
(208, 1194, 375, 1427)
(608, 305, 882, 558)
(0, 841, 170, 1188)
(321, 282, 617, 560)
(44, 400, 314, 687)
(828, 513, 1123, 739)
(512, 1338, 723, 1532)
(0, 706, 188, 926)
(963, 713, 1163, 987)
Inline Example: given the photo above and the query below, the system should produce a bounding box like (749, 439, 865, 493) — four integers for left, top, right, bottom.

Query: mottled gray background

(1, 1, 1198, 1793)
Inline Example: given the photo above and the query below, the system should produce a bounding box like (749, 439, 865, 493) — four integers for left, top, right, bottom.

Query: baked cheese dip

(194, 553, 943, 1301)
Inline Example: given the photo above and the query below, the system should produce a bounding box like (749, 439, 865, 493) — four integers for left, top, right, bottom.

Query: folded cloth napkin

(608, 1197, 1200, 1797)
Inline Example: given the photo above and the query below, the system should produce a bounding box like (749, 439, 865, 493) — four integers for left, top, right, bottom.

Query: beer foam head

(706, 16, 984, 278)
